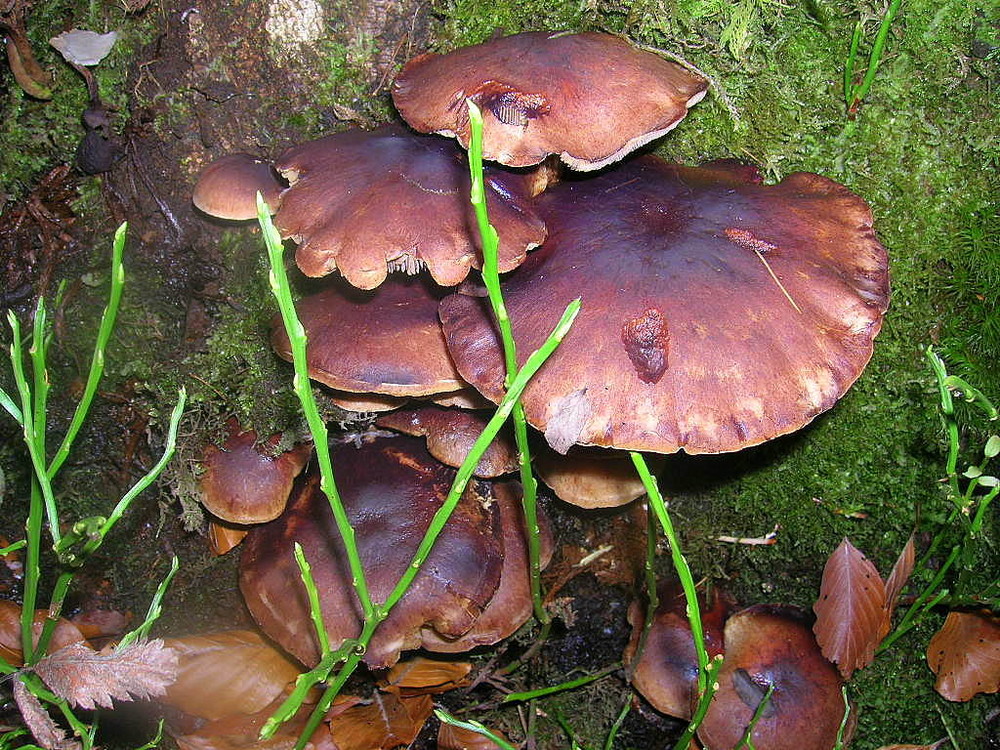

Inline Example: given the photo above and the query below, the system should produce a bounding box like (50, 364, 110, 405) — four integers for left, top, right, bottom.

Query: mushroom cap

(271, 276, 466, 398)
(272, 124, 547, 289)
(198, 427, 310, 524)
(624, 581, 732, 719)
(419, 480, 552, 653)
(192, 153, 283, 221)
(698, 604, 847, 750)
(376, 405, 518, 478)
(239, 436, 507, 668)
(392, 31, 708, 171)
(534, 446, 666, 509)
(440, 157, 890, 454)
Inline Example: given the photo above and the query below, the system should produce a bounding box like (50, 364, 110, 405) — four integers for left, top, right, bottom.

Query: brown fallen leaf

(438, 721, 509, 750)
(162, 630, 303, 721)
(328, 690, 433, 750)
(927, 610, 1000, 701)
(382, 656, 473, 695)
(0, 600, 87, 666)
(32, 639, 178, 709)
(813, 538, 887, 678)
(874, 742, 947, 750)
(883, 535, 916, 625)
(172, 694, 337, 750)
(13, 679, 81, 750)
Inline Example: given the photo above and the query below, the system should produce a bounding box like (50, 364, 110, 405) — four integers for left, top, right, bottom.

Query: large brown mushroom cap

(270, 276, 466, 399)
(239, 436, 506, 669)
(272, 124, 547, 289)
(392, 31, 707, 171)
(698, 604, 847, 750)
(440, 157, 890, 455)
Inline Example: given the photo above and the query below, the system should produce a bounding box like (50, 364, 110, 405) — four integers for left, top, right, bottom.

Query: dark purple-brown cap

(376, 405, 517, 478)
(239, 436, 505, 668)
(272, 124, 547, 289)
(698, 604, 847, 750)
(270, 276, 466, 399)
(192, 153, 283, 221)
(393, 31, 707, 171)
(440, 157, 890, 455)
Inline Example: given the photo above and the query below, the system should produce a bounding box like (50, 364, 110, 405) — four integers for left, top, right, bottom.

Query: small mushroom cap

(376, 405, 518, 477)
(534, 446, 666, 509)
(624, 581, 732, 719)
(271, 276, 466, 398)
(192, 153, 283, 221)
(440, 157, 890, 454)
(698, 604, 847, 750)
(393, 31, 707, 171)
(198, 427, 310, 524)
(239, 436, 506, 668)
(273, 124, 547, 289)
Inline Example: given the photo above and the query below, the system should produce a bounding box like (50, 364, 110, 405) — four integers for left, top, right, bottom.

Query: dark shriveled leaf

(13, 679, 81, 750)
(927, 610, 1000, 701)
(813, 538, 887, 679)
(33, 638, 179, 709)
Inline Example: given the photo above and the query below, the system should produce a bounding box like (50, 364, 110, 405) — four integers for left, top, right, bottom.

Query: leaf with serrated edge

(927, 610, 1000, 701)
(884, 535, 916, 625)
(13, 679, 81, 750)
(33, 639, 178, 709)
(813, 538, 887, 679)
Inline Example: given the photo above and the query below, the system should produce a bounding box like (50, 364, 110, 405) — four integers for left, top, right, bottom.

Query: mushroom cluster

(193, 27, 890, 742)
(625, 582, 850, 750)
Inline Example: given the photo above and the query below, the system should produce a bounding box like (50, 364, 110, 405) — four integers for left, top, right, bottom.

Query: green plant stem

(465, 99, 549, 625)
(733, 683, 774, 750)
(258, 196, 374, 622)
(47, 223, 127, 479)
(603, 692, 632, 750)
(281, 301, 580, 748)
(293, 543, 331, 655)
(435, 708, 518, 750)
(846, 0, 902, 116)
(503, 662, 620, 703)
(627, 502, 661, 681)
(119, 556, 180, 648)
(631, 451, 719, 749)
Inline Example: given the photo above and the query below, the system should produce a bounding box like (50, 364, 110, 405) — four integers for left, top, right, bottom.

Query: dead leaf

(883, 535, 916, 624)
(382, 656, 472, 695)
(163, 630, 303, 721)
(328, 691, 433, 750)
(0, 600, 87, 666)
(13, 678, 82, 750)
(927, 610, 1000, 701)
(874, 742, 947, 750)
(33, 639, 178, 709)
(813, 538, 887, 678)
(172, 694, 337, 750)
(438, 721, 508, 750)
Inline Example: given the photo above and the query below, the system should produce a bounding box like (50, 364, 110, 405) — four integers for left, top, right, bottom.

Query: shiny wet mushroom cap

(198, 426, 310, 525)
(393, 31, 708, 171)
(239, 436, 507, 668)
(270, 276, 467, 401)
(272, 124, 547, 289)
(192, 153, 283, 221)
(440, 157, 890, 455)
(376, 404, 518, 478)
(698, 604, 848, 750)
